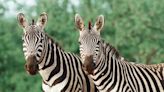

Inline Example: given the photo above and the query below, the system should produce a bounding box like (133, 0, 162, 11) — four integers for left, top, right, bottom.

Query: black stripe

(51, 51, 67, 86)
(47, 46, 60, 81)
(137, 67, 153, 92)
(120, 62, 127, 92)
(108, 59, 117, 90)
(95, 56, 113, 89)
(69, 54, 76, 90)
(100, 57, 111, 89)
(145, 68, 160, 91)
(42, 43, 50, 69)
(121, 80, 127, 92)
(66, 53, 76, 91)
(129, 65, 140, 91)
(94, 49, 110, 81)
(73, 55, 91, 92)
(73, 78, 79, 91)
(38, 49, 42, 52)
(36, 53, 40, 58)
(126, 65, 135, 92)
(97, 58, 109, 86)
(42, 42, 54, 69)
(125, 86, 129, 92)
(159, 67, 164, 89)
(35, 36, 39, 45)
(134, 66, 146, 92)
(116, 62, 123, 92)
(61, 53, 72, 91)
(95, 62, 107, 81)
(95, 59, 104, 73)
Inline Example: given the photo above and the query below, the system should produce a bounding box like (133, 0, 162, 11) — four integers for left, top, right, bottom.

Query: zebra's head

(17, 12, 48, 75)
(75, 14, 104, 75)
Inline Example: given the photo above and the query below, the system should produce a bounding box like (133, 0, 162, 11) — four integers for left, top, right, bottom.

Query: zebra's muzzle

(83, 55, 96, 75)
(25, 55, 39, 75)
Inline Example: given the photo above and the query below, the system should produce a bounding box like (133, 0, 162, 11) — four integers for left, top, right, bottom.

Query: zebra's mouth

(82, 62, 95, 75)
(83, 55, 96, 75)
(25, 55, 39, 75)
(25, 64, 38, 75)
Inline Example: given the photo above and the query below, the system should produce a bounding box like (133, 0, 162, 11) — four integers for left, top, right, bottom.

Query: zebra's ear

(37, 12, 48, 29)
(17, 13, 28, 29)
(75, 14, 84, 31)
(94, 15, 104, 32)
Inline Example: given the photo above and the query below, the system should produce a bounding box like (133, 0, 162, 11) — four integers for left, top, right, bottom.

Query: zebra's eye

(78, 41, 81, 45)
(97, 41, 100, 45)
(22, 38, 24, 41)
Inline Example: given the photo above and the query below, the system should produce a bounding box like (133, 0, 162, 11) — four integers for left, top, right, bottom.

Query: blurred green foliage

(0, 0, 163, 92)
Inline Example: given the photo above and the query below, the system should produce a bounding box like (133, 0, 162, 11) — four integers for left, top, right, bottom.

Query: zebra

(17, 12, 98, 92)
(75, 14, 164, 92)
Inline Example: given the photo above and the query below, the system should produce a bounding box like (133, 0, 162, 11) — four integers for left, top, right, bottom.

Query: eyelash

(97, 41, 100, 44)
(78, 41, 81, 45)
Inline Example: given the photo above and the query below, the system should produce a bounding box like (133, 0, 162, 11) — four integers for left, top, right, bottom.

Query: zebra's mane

(32, 19, 35, 25)
(44, 33, 64, 51)
(88, 21, 92, 30)
(102, 40, 120, 59)
(135, 63, 164, 72)
(29, 19, 35, 25)
(102, 40, 164, 72)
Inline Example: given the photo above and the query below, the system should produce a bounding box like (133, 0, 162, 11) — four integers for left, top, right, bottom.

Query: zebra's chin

(25, 55, 39, 75)
(83, 55, 96, 75)
(25, 67, 38, 75)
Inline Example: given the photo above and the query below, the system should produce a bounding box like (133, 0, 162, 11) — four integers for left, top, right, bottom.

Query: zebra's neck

(91, 42, 164, 91)
(37, 37, 95, 92)
(38, 37, 69, 86)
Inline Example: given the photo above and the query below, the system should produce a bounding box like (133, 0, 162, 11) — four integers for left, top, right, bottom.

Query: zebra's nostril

(82, 64, 87, 69)
(24, 63, 38, 75)
(25, 64, 29, 70)
(91, 62, 96, 68)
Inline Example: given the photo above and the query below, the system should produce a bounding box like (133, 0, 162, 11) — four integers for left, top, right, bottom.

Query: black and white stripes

(39, 38, 97, 92)
(92, 43, 164, 91)
(75, 14, 164, 92)
(17, 12, 97, 92)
